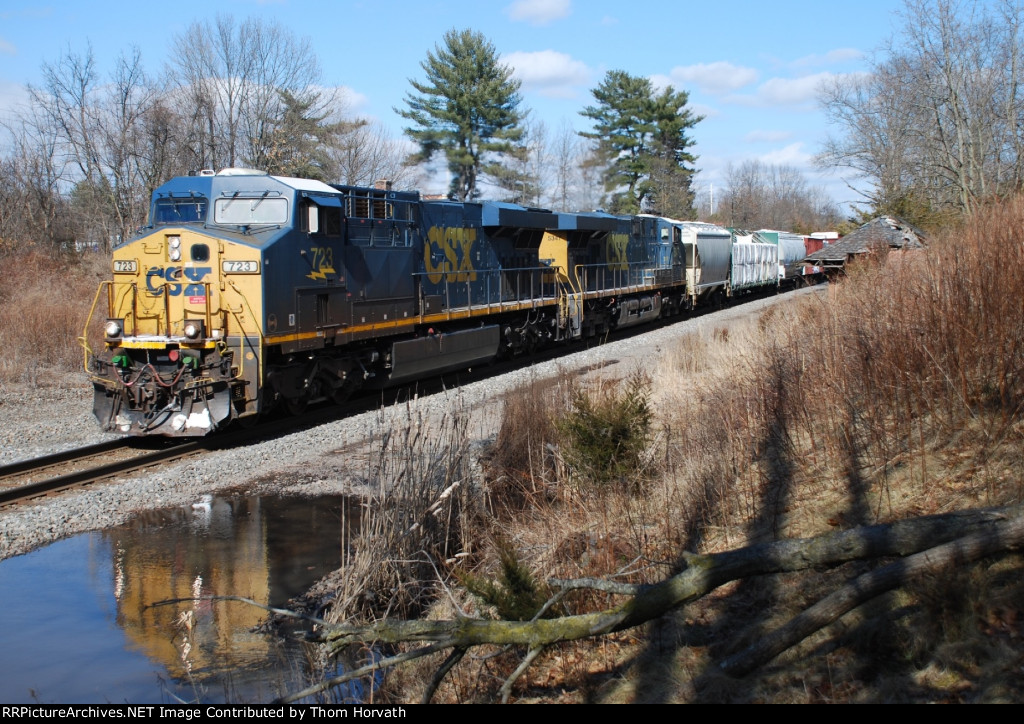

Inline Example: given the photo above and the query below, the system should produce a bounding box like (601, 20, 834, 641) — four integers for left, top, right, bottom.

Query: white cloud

(335, 85, 370, 114)
(792, 47, 864, 69)
(744, 130, 793, 143)
(727, 72, 844, 108)
(689, 102, 720, 120)
(505, 0, 571, 26)
(503, 50, 590, 98)
(756, 75, 827, 105)
(0, 37, 15, 55)
(759, 142, 812, 167)
(662, 62, 759, 94)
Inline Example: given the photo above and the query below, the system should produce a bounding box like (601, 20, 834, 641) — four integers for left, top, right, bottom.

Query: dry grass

(313, 396, 477, 626)
(385, 199, 1024, 703)
(294, 199, 1024, 703)
(0, 249, 109, 385)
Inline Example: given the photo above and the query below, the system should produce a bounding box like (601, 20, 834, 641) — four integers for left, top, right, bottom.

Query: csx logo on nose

(146, 266, 211, 296)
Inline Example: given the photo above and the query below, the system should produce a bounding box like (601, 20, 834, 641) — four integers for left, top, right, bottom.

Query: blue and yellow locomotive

(85, 168, 771, 437)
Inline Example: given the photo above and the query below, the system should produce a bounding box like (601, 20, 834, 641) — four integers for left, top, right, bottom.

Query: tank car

(84, 169, 701, 437)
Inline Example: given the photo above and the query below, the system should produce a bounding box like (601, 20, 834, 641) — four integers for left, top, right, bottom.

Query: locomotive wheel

(285, 397, 308, 416)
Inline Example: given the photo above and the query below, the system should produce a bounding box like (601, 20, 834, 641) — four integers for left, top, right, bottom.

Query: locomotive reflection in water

(85, 168, 817, 437)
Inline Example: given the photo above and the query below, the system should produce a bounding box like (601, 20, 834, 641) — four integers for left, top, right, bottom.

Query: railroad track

(0, 438, 203, 507)
(0, 401, 374, 508)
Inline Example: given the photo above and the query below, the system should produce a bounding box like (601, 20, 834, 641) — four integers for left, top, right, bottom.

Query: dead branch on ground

(271, 504, 1022, 703)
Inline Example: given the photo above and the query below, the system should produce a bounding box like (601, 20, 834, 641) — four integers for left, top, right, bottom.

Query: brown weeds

(323, 200, 1024, 703)
(324, 396, 476, 625)
(0, 249, 109, 384)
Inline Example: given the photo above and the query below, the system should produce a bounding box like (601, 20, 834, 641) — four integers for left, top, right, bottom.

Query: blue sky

(0, 0, 913, 215)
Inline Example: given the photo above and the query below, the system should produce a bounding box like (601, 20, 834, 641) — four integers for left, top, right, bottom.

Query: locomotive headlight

(169, 248, 182, 261)
(184, 321, 203, 339)
(168, 236, 181, 261)
(105, 319, 123, 339)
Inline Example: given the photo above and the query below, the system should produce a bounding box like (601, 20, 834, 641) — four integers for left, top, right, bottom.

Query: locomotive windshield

(154, 196, 208, 225)
(214, 196, 288, 225)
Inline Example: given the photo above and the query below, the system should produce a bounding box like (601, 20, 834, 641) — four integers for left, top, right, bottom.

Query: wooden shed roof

(806, 216, 926, 263)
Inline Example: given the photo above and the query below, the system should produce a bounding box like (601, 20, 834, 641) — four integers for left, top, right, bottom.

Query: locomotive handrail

(226, 278, 265, 385)
(81, 280, 113, 373)
(412, 264, 561, 319)
(163, 282, 171, 337)
(126, 282, 138, 334)
(573, 261, 661, 296)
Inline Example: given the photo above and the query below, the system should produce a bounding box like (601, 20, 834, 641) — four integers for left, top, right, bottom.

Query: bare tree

(30, 43, 104, 207)
(0, 110, 74, 251)
(719, 160, 839, 232)
(525, 119, 549, 206)
(170, 15, 328, 171)
(491, 117, 546, 205)
(549, 119, 579, 212)
(25, 45, 170, 249)
(819, 0, 1024, 222)
(328, 120, 419, 189)
(94, 49, 172, 243)
(2, 18, 382, 254)
(574, 140, 606, 212)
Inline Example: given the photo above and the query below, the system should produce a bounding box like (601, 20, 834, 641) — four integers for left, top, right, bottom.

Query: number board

(222, 260, 260, 274)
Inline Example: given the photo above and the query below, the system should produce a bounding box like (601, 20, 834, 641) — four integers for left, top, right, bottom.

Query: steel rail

(0, 441, 203, 507)
(0, 439, 132, 482)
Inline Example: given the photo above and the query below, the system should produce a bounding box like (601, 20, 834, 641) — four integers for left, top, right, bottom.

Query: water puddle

(0, 494, 357, 704)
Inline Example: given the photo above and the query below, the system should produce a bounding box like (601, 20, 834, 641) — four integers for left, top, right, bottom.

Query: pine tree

(398, 29, 526, 201)
(580, 70, 701, 216)
(260, 90, 358, 180)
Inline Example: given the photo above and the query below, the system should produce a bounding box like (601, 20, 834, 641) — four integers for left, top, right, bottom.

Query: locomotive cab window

(301, 199, 342, 237)
(155, 197, 207, 225)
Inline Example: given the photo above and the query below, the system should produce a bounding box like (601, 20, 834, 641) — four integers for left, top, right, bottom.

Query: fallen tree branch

(422, 647, 467, 704)
(271, 504, 1020, 701)
(500, 646, 543, 704)
(549, 577, 643, 595)
(318, 506, 1018, 654)
(276, 641, 451, 704)
(719, 513, 1024, 676)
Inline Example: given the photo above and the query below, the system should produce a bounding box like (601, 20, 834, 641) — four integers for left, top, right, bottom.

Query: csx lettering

(425, 227, 477, 283)
(606, 233, 630, 271)
(146, 266, 211, 296)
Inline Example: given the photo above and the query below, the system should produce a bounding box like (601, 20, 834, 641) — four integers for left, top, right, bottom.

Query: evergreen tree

(398, 29, 526, 201)
(580, 70, 701, 216)
(260, 89, 357, 181)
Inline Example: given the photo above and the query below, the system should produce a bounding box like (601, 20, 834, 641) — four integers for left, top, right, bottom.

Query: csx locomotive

(84, 168, 783, 436)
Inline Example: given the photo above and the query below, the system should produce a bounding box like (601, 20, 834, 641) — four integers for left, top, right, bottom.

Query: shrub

(461, 539, 555, 621)
(0, 249, 109, 384)
(556, 368, 652, 489)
